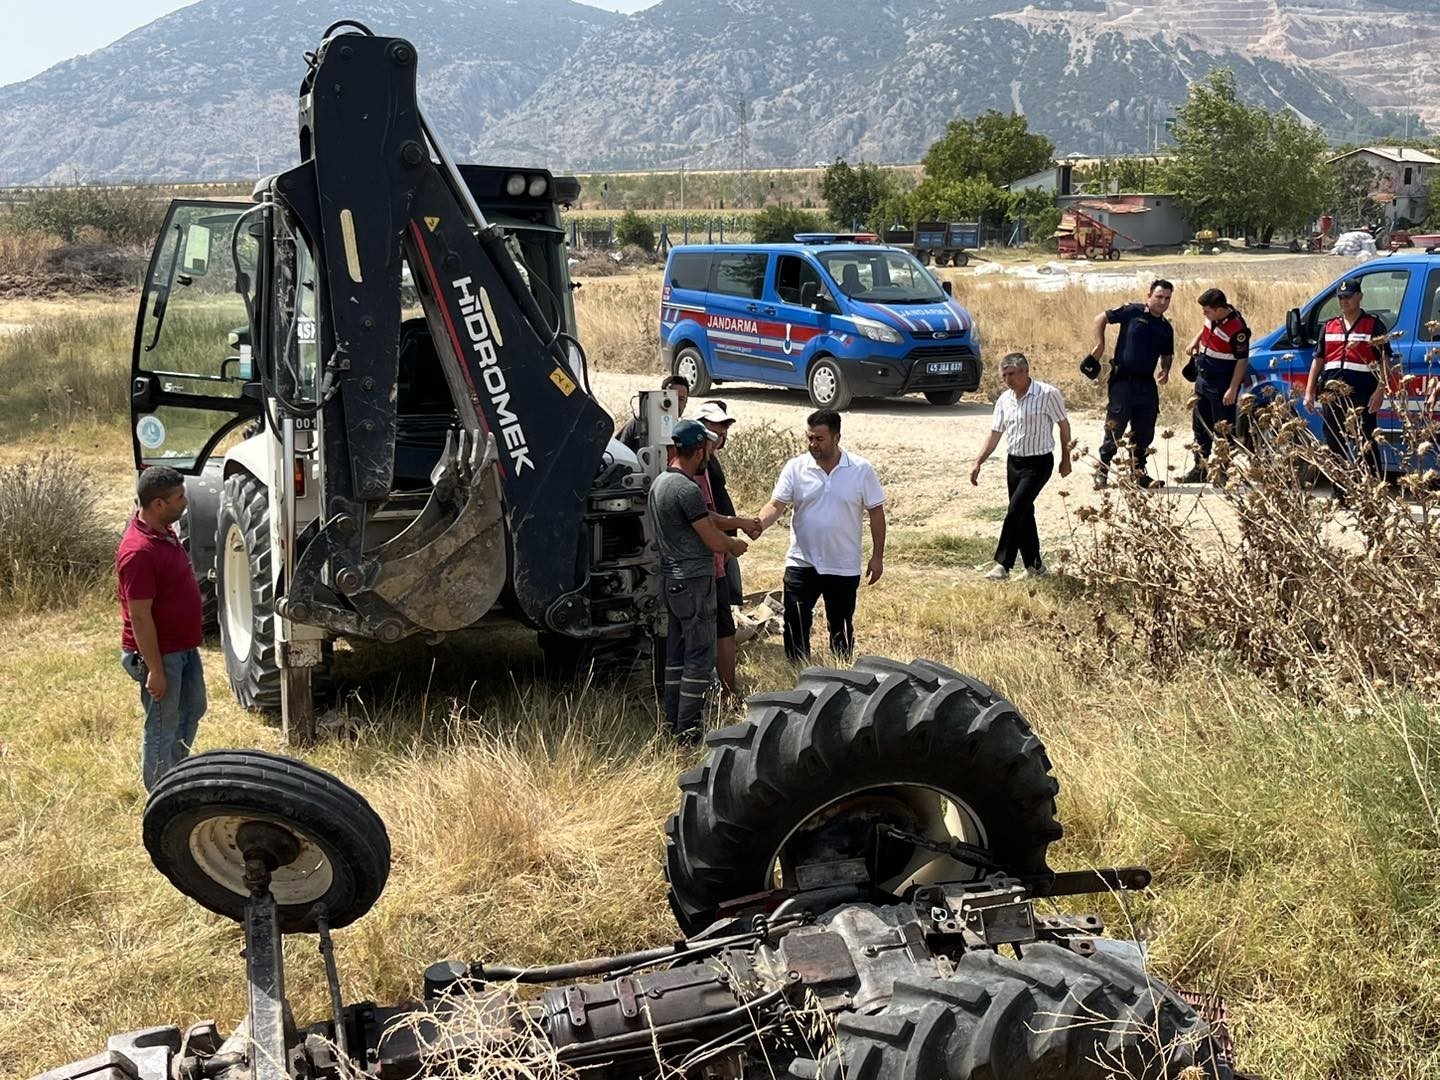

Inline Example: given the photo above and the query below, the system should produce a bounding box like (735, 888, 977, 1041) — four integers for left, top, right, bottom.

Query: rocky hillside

(477, 0, 1395, 169)
(0, 0, 1420, 182)
(1106, 0, 1440, 131)
(0, 0, 619, 184)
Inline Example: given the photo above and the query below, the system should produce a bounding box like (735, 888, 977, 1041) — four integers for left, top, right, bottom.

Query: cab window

(709, 253, 768, 300)
(775, 255, 825, 306)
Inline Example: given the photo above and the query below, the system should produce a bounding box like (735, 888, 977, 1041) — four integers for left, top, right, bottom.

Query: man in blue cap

(647, 418, 750, 740)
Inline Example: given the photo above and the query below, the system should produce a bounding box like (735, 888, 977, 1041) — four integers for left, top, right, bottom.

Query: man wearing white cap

(694, 400, 759, 695)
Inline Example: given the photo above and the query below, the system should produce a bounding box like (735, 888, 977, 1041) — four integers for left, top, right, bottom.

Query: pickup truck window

(1421, 269, 1440, 341)
(1355, 269, 1410, 328)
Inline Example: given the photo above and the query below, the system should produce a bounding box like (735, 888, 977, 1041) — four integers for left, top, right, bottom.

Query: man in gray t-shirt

(647, 419, 749, 740)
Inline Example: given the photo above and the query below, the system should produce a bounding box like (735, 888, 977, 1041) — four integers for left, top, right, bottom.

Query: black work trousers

(1192, 377, 1236, 460)
(1098, 377, 1159, 476)
(662, 575, 716, 735)
(994, 452, 1054, 571)
(782, 565, 860, 662)
(1320, 398, 1381, 478)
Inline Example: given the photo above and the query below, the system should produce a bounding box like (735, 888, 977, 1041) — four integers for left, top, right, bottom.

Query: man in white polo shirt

(756, 408, 886, 661)
(970, 352, 1072, 581)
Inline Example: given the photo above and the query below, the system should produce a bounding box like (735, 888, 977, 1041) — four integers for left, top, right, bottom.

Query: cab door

(131, 200, 262, 472)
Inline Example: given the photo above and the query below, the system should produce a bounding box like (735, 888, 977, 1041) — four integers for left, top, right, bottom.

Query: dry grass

(0, 231, 64, 276)
(4, 265, 1439, 1079)
(0, 454, 118, 611)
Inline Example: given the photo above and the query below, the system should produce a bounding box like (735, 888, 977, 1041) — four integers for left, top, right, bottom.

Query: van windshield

(818, 249, 946, 303)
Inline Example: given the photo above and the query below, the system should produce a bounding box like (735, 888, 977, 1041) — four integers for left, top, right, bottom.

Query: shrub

(7, 187, 164, 245)
(0, 453, 117, 611)
(1063, 396, 1440, 697)
(614, 209, 656, 253)
(717, 420, 802, 508)
(751, 204, 823, 244)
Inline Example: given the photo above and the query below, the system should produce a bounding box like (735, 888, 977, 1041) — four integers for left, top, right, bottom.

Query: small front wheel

(673, 346, 712, 394)
(807, 357, 854, 411)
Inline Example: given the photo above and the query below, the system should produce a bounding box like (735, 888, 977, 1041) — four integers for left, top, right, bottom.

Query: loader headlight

(505, 173, 527, 197)
(527, 175, 549, 198)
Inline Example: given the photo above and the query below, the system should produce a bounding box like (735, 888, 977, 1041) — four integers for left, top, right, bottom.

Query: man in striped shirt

(970, 353, 1072, 581)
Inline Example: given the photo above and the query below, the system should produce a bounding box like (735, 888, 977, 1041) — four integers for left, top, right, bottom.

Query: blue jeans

(121, 647, 207, 790)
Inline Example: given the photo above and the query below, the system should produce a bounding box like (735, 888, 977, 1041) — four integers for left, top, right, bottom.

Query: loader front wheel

(817, 942, 1229, 1080)
(216, 473, 330, 714)
(663, 657, 1062, 935)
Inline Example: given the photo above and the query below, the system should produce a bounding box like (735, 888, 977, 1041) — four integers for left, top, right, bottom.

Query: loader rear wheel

(216, 473, 330, 714)
(664, 657, 1061, 935)
(143, 749, 390, 933)
(812, 942, 1228, 1080)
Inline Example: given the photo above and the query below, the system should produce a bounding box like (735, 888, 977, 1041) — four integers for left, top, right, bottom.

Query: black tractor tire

(917, 251, 933, 267)
(953, 251, 970, 268)
(807, 357, 855, 411)
(143, 749, 390, 933)
(177, 505, 218, 634)
(673, 345, 713, 395)
(819, 942, 1227, 1080)
(216, 472, 331, 714)
(925, 390, 964, 406)
(664, 657, 1062, 936)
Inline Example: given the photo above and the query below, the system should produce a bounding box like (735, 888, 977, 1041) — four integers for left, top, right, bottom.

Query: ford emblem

(933, 331, 950, 340)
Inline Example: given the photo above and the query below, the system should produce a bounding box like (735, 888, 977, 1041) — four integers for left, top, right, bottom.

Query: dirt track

(590, 370, 1225, 565)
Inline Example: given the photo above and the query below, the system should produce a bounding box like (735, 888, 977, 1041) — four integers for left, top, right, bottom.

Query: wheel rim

(187, 814, 336, 904)
(768, 782, 989, 896)
(676, 353, 700, 387)
(222, 522, 254, 659)
(811, 365, 837, 404)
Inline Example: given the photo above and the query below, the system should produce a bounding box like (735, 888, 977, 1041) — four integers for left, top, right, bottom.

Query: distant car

(658, 237, 983, 410)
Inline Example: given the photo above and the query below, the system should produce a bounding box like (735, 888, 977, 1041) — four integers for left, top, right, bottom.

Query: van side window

(710, 253, 768, 300)
(775, 256, 824, 305)
(668, 252, 710, 291)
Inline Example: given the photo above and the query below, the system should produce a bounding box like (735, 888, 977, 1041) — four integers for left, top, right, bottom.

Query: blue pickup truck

(1243, 253, 1440, 471)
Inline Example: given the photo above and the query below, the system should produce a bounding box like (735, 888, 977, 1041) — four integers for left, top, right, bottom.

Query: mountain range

(0, 0, 1430, 184)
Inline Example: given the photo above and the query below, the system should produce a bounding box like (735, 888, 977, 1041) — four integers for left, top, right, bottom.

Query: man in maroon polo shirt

(117, 466, 207, 789)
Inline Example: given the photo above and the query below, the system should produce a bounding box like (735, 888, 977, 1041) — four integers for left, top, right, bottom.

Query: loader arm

(269, 31, 612, 639)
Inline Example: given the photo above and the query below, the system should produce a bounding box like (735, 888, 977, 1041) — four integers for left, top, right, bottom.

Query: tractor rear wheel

(216, 473, 330, 713)
(663, 657, 1062, 935)
(819, 943, 1229, 1079)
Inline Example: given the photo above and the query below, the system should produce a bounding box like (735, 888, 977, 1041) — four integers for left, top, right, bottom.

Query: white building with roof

(1326, 146, 1439, 226)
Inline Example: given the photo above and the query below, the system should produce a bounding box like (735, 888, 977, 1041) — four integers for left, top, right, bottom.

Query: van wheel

(925, 390, 963, 406)
(673, 346, 712, 394)
(808, 358, 854, 411)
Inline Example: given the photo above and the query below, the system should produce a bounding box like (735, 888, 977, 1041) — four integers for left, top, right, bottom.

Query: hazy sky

(1, 0, 659, 88)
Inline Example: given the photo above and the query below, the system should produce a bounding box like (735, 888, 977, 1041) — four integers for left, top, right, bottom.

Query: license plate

(927, 361, 964, 374)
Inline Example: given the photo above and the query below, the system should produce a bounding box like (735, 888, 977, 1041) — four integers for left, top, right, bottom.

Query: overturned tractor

(33, 659, 1242, 1080)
